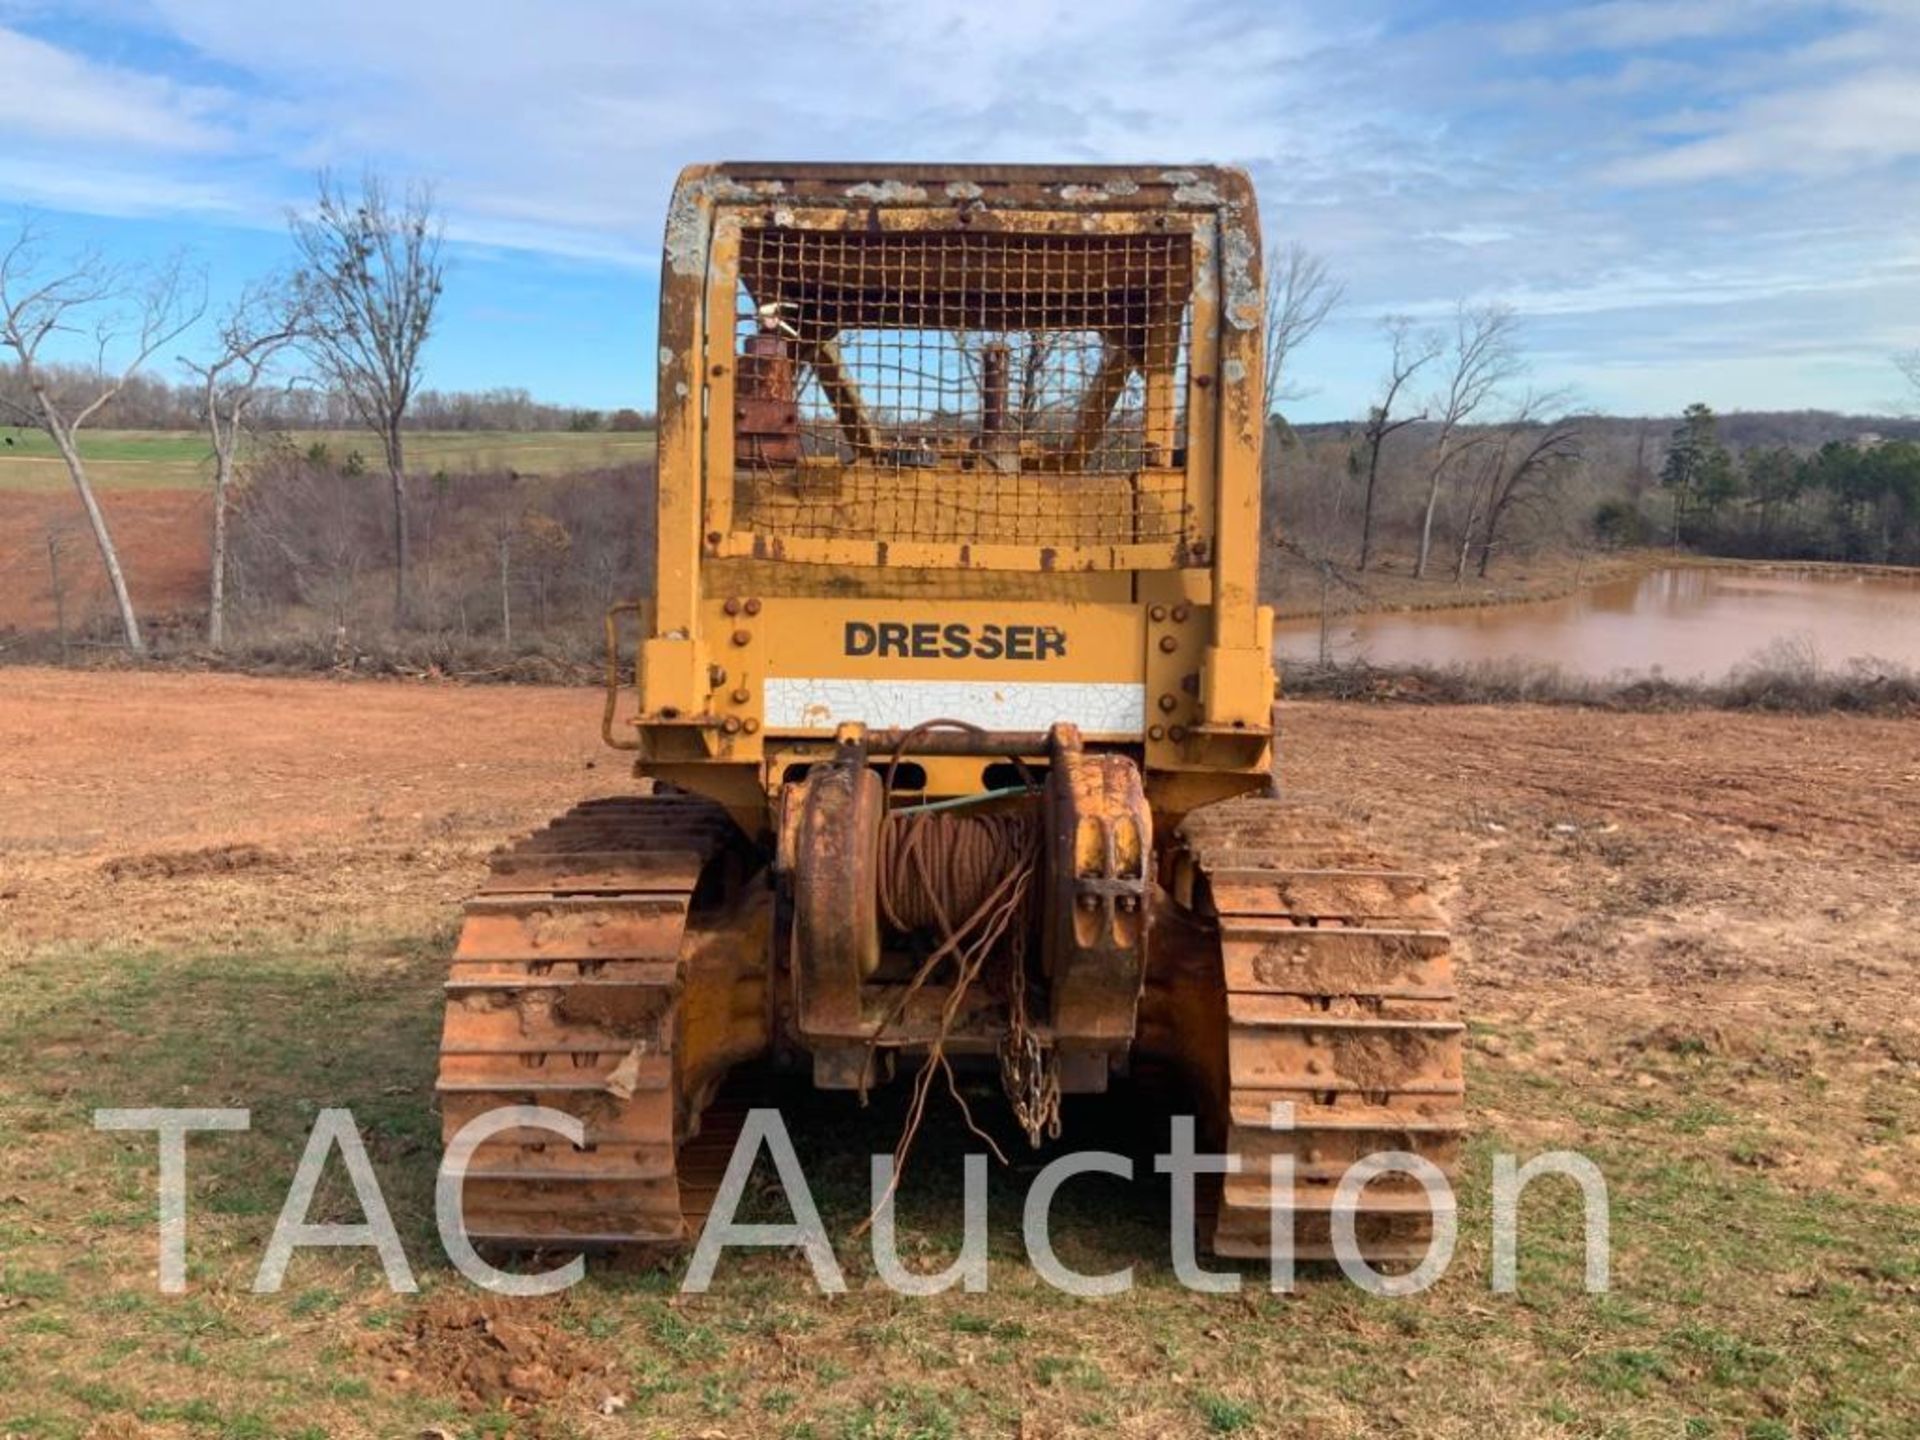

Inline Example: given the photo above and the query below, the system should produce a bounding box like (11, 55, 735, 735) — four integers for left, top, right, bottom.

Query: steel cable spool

(877, 808, 1042, 939)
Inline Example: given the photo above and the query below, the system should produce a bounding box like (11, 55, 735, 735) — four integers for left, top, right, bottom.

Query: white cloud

(1610, 69, 1920, 182)
(4, 0, 1919, 414)
(1499, 0, 1799, 55)
(0, 153, 247, 218)
(0, 23, 229, 151)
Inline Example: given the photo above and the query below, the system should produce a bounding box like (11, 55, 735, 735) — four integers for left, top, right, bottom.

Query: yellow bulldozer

(437, 164, 1462, 1265)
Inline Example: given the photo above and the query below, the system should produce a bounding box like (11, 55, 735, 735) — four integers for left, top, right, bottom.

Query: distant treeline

(1274, 405, 1920, 579)
(1293, 409, 1920, 455)
(0, 361, 653, 434)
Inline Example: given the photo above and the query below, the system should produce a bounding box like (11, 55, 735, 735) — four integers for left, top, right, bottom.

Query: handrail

(601, 600, 644, 751)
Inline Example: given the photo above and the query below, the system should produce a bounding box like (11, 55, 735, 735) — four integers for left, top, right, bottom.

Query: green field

(0, 429, 657, 491)
(3, 932, 1915, 1439)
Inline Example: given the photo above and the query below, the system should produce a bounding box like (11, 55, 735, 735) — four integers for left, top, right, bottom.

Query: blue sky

(3, 0, 1918, 420)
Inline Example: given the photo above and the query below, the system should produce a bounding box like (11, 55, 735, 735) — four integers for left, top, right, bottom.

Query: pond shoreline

(1267, 549, 1919, 625)
(1280, 652, 1920, 715)
(1277, 558, 1920, 684)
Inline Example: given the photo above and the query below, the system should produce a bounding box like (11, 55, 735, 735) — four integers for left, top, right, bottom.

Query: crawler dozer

(438, 164, 1463, 1263)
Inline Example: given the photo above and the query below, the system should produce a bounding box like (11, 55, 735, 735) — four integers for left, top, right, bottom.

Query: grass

(0, 428, 656, 492)
(0, 931, 1915, 1437)
(1282, 651, 1920, 715)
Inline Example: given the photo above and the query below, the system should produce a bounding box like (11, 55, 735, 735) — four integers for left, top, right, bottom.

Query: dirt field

(0, 490, 211, 634)
(0, 669, 1915, 1438)
(0, 429, 659, 637)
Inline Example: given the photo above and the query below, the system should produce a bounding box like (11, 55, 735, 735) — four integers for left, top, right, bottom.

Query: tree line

(1260, 250, 1920, 593)
(6, 212, 1917, 664)
(2, 171, 657, 656)
(0, 365, 648, 435)
(1624, 401, 1920, 565)
(1261, 263, 1590, 593)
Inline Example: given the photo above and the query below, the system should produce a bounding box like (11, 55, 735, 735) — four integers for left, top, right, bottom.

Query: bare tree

(1453, 390, 1583, 580)
(291, 171, 445, 626)
(181, 276, 309, 649)
(1357, 317, 1440, 571)
(1897, 350, 1920, 409)
(1264, 243, 1344, 416)
(1414, 302, 1520, 578)
(0, 220, 205, 654)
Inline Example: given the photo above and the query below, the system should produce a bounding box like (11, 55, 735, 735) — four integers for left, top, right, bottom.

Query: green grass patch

(0, 935, 1914, 1436)
(0, 428, 656, 491)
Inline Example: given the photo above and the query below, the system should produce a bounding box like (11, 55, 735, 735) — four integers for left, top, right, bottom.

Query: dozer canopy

(656, 162, 1265, 573)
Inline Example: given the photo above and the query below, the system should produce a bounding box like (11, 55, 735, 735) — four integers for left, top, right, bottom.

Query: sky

(2, 0, 1918, 421)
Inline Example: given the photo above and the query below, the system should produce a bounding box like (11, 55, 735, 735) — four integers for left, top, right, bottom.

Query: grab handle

(601, 600, 644, 751)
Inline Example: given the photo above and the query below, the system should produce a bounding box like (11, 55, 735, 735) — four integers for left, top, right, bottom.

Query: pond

(1274, 565, 1920, 680)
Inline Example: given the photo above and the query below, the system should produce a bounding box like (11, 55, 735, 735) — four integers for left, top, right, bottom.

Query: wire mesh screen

(728, 226, 1194, 549)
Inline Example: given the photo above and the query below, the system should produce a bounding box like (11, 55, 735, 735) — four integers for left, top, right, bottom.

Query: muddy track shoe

(436, 793, 767, 1253)
(1167, 797, 1466, 1264)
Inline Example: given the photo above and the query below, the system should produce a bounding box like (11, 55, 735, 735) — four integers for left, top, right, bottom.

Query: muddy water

(1275, 566, 1920, 679)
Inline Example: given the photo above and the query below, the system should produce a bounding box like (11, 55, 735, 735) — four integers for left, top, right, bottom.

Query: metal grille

(728, 226, 1193, 548)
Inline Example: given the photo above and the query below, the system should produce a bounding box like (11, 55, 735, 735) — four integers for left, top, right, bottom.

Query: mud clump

(369, 1296, 606, 1410)
(103, 842, 284, 880)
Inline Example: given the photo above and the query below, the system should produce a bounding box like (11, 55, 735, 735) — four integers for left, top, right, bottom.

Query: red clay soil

(0, 669, 1915, 1205)
(365, 1295, 611, 1410)
(0, 488, 210, 632)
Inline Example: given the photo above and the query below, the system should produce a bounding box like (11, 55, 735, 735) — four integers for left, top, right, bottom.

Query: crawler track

(436, 793, 765, 1252)
(1166, 798, 1466, 1263)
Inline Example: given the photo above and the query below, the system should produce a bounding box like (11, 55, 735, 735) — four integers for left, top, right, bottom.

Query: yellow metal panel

(641, 163, 1277, 808)
(655, 166, 717, 642)
(748, 598, 1145, 687)
(703, 557, 1133, 602)
(701, 218, 741, 538)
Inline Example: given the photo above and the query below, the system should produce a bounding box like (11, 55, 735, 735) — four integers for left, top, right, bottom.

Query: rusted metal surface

(734, 331, 799, 466)
(601, 601, 645, 751)
(1042, 726, 1151, 1055)
(790, 739, 884, 1036)
(1159, 797, 1466, 1263)
(449, 165, 1462, 1266)
(652, 162, 1262, 586)
(725, 223, 1198, 549)
(436, 793, 766, 1252)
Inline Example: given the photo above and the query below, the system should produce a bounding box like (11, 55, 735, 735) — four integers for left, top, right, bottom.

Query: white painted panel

(763, 678, 1145, 735)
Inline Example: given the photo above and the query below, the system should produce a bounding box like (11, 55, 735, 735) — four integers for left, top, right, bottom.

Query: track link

(1169, 797, 1466, 1264)
(437, 793, 763, 1252)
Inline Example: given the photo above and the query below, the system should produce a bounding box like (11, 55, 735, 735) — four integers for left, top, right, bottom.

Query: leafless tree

(0, 220, 205, 654)
(1264, 243, 1344, 416)
(1415, 302, 1521, 578)
(1357, 317, 1441, 571)
(1897, 350, 1920, 409)
(43, 521, 76, 660)
(1453, 389, 1583, 580)
(181, 275, 309, 649)
(291, 170, 445, 626)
